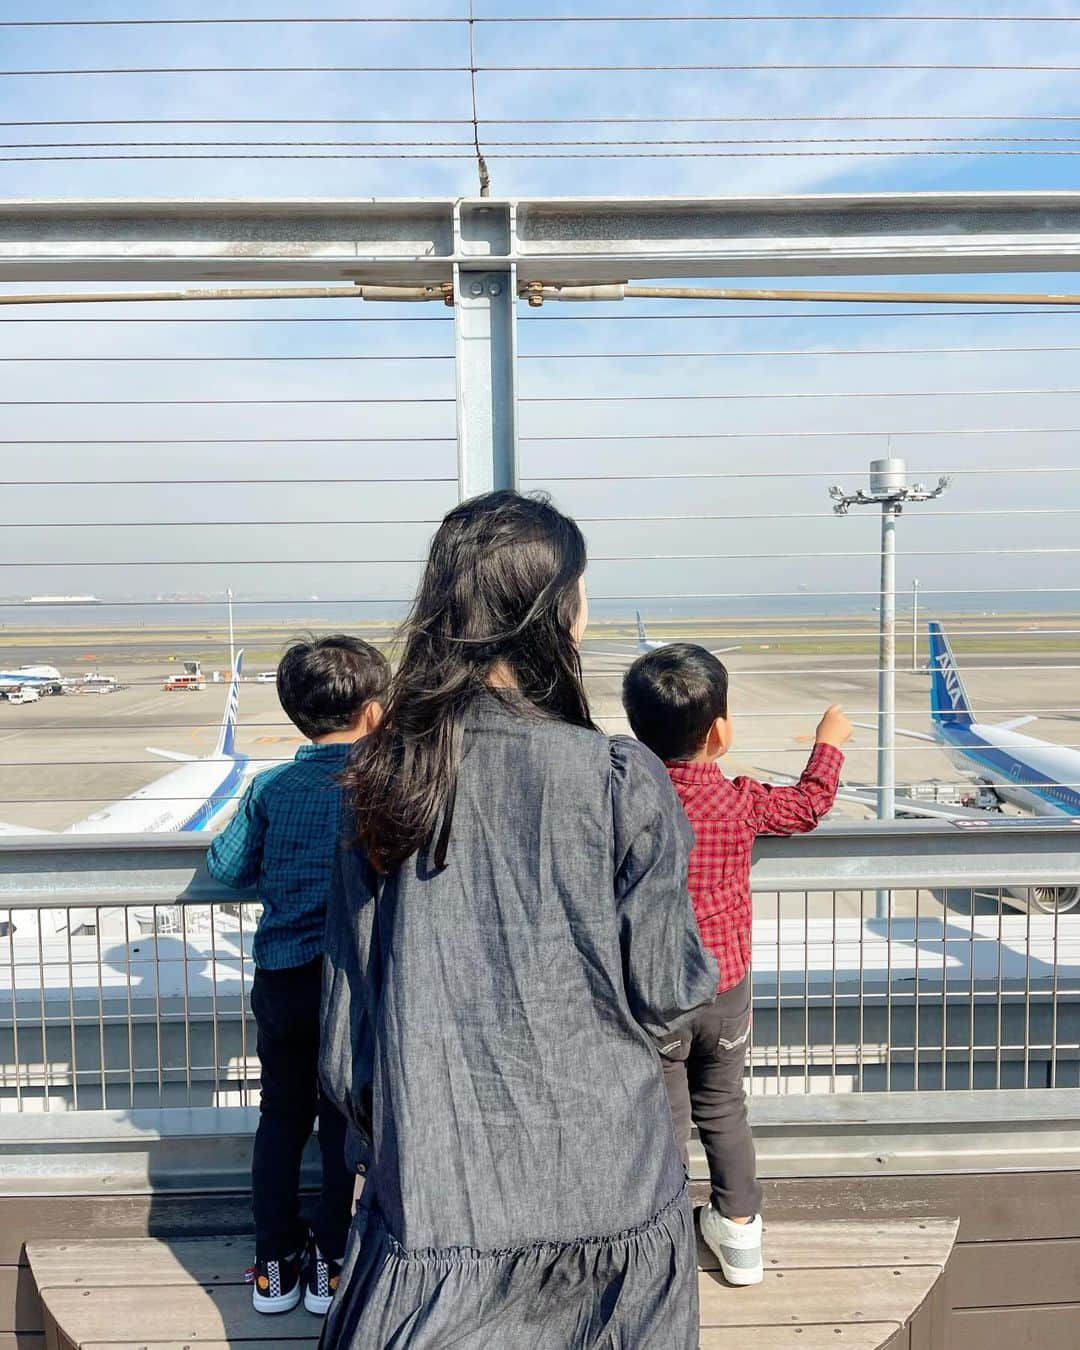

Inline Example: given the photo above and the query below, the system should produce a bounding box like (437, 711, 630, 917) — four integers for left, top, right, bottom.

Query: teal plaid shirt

(206, 741, 352, 970)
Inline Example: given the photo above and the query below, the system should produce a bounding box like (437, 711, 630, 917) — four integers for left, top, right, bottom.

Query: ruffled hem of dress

(380, 1181, 689, 1267)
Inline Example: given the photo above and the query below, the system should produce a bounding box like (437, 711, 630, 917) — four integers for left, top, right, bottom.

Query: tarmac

(1, 613, 1076, 841)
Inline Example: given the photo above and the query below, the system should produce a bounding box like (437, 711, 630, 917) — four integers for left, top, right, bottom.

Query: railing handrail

(1, 818, 1079, 903)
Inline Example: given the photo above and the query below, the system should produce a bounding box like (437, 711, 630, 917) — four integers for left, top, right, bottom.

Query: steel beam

(3, 192, 1080, 283)
(2, 819, 1078, 906)
(454, 265, 518, 497)
(452, 202, 518, 497)
(512, 193, 1080, 282)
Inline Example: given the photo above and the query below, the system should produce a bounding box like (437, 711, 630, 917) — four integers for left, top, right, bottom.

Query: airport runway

(1, 614, 1077, 844)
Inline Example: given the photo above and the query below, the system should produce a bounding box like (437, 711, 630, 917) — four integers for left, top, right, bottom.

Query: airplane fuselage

(0, 665, 61, 690)
(64, 753, 251, 835)
(0, 637, 251, 840)
(934, 720, 1080, 818)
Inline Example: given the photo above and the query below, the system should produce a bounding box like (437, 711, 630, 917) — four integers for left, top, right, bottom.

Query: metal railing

(0, 821, 1077, 1112)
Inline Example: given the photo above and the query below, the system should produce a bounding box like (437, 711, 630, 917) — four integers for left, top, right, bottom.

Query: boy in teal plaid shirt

(208, 635, 388, 1317)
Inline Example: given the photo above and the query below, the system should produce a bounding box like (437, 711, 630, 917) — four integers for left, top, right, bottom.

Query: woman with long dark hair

(320, 490, 717, 1348)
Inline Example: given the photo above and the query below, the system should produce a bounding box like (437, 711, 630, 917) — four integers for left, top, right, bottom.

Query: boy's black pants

(656, 973, 763, 1220)
(251, 957, 353, 1261)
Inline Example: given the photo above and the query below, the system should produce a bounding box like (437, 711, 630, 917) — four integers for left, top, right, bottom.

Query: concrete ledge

(721, 1089, 1080, 1179)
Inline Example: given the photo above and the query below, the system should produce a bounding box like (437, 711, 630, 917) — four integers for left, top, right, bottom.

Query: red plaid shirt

(666, 742, 843, 993)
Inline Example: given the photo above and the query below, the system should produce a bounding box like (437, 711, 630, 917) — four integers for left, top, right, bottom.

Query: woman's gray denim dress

(320, 695, 718, 1349)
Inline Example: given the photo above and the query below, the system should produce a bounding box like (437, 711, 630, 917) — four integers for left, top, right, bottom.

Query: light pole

(829, 460, 950, 914)
(912, 578, 921, 673)
(226, 587, 235, 677)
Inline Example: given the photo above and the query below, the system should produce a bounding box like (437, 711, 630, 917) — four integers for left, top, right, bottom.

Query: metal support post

(879, 504, 897, 828)
(912, 578, 920, 673)
(453, 264, 518, 500)
(830, 461, 950, 921)
(876, 505, 897, 920)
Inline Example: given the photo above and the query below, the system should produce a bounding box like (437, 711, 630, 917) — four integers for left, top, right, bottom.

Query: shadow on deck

(28, 1219, 958, 1350)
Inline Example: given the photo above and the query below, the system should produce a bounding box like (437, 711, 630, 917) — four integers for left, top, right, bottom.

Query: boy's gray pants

(655, 973, 763, 1220)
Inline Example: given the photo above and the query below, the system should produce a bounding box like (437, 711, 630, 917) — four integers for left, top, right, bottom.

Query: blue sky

(1, 2, 1080, 616)
(4, 1, 1080, 198)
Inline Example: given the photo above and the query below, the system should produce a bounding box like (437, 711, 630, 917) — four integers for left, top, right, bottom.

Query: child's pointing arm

(747, 705, 851, 837)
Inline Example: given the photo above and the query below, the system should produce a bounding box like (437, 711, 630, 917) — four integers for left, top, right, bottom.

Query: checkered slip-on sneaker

(304, 1242, 342, 1316)
(699, 1205, 764, 1287)
(251, 1248, 304, 1314)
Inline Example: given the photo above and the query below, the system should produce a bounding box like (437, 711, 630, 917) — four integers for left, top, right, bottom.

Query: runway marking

(0, 709, 73, 745)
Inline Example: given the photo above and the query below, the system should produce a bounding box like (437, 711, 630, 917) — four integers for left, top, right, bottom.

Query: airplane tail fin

(636, 610, 647, 643)
(928, 622, 973, 728)
(214, 649, 244, 759)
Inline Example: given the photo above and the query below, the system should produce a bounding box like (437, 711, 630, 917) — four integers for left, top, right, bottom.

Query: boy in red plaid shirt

(623, 644, 851, 1286)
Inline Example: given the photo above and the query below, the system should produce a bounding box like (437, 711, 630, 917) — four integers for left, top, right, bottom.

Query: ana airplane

(0, 664, 62, 694)
(0, 651, 251, 837)
(847, 620, 1080, 911)
(892, 621, 1080, 819)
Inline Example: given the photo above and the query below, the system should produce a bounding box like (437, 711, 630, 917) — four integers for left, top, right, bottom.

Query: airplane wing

(587, 642, 743, 659)
(853, 720, 938, 744)
(995, 716, 1037, 732)
(146, 747, 198, 763)
(0, 822, 49, 836)
(749, 765, 995, 822)
(833, 784, 993, 821)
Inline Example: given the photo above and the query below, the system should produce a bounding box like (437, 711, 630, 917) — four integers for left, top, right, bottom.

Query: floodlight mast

(829, 459, 951, 913)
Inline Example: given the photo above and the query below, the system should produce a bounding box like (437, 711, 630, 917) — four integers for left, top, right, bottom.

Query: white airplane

(919, 621, 1080, 820)
(850, 622, 1080, 824)
(633, 611, 741, 657)
(0, 664, 62, 694)
(599, 611, 742, 661)
(0, 650, 252, 838)
(844, 621, 1080, 911)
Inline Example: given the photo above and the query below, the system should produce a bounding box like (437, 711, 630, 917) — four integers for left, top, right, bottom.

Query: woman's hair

(343, 490, 595, 872)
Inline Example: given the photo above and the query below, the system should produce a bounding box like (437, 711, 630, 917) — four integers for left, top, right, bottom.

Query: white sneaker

(304, 1244, 342, 1316)
(251, 1248, 304, 1314)
(699, 1206, 764, 1286)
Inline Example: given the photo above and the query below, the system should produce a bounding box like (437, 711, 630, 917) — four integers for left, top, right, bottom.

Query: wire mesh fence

(748, 885, 1080, 1096)
(0, 900, 258, 1112)
(0, 879, 1075, 1113)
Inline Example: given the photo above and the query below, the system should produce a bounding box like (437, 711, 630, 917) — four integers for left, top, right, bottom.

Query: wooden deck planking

(28, 1240, 247, 1291)
(700, 1330, 907, 1350)
(37, 1287, 317, 1345)
(30, 1220, 957, 1350)
(698, 1266, 948, 1328)
(697, 1219, 958, 1273)
(32, 1221, 957, 1290)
